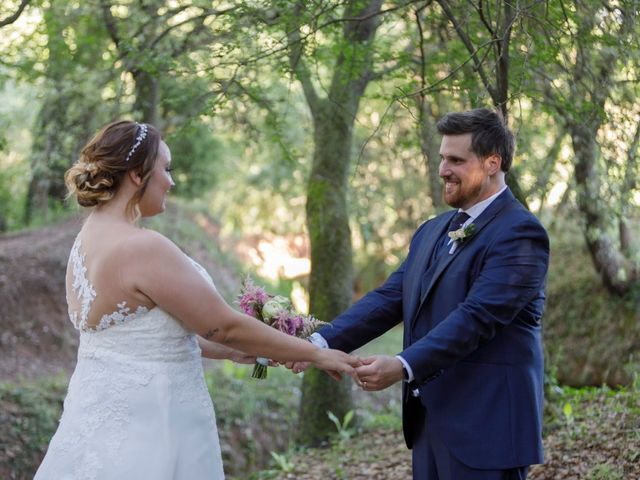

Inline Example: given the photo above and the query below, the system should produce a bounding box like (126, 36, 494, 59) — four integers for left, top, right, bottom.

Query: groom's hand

(356, 355, 404, 391)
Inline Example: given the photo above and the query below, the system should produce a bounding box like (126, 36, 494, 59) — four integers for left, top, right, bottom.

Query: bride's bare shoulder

(122, 228, 182, 259)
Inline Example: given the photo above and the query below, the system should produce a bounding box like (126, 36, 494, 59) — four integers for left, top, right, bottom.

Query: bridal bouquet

(237, 277, 327, 379)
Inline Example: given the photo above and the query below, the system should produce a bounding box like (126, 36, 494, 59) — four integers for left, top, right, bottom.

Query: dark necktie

(421, 211, 471, 296)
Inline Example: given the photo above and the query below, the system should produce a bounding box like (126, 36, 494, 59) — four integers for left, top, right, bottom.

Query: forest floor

(260, 383, 640, 479)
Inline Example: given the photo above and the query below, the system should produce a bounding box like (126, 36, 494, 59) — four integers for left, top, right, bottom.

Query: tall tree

(24, 0, 113, 223)
(100, 0, 239, 125)
(275, 0, 385, 446)
(534, 0, 639, 295)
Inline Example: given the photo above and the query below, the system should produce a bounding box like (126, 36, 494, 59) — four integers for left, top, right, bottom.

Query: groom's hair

(436, 108, 515, 172)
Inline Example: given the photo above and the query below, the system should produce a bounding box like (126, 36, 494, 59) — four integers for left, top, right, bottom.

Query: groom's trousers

(411, 402, 529, 480)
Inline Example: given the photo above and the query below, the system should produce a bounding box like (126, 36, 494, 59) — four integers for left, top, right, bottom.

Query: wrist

(310, 346, 323, 364)
(395, 355, 414, 383)
(393, 357, 405, 382)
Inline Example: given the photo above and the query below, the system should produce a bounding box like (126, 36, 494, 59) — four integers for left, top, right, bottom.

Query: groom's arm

(288, 264, 405, 374)
(317, 259, 406, 353)
(317, 218, 431, 353)
(288, 220, 428, 375)
(400, 218, 550, 385)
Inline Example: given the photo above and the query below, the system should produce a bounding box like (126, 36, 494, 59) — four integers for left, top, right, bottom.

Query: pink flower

(238, 277, 270, 318)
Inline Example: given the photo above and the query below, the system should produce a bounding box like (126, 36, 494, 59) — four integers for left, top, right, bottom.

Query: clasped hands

(286, 354, 404, 391)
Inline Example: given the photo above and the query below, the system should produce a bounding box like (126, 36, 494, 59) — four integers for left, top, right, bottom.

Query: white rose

(261, 296, 291, 323)
(448, 228, 465, 241)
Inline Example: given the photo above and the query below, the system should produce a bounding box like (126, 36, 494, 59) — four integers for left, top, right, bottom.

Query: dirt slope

(0, 216, 82, 381)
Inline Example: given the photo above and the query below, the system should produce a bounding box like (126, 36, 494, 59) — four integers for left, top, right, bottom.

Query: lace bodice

(68, 237, 150, 332)
(68, 235, 212, 332)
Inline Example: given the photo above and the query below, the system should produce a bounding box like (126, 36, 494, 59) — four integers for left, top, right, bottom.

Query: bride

(34, 120, 361, 479)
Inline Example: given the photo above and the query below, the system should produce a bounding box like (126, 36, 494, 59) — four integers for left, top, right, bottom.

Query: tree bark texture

(556, 5, 638, 295)
(570, 123, 637, 295)
(419, 101, 445, 211)
(293, 0, 383, 446)
(133, 70, 160, 125)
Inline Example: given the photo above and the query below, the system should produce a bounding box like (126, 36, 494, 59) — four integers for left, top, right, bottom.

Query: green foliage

(327, 409, 356, 443)
(543, 218, 640, 387)
(562, 402, 574, 427)
(587, 464, 624, 480)
(165, 122, 223, 198)
(268, 451, 295, 473)
(204, 363, 301, 478)
(0, 376, 67, 479)
(0, 79, 38, 231)
(541, 380, 640, 477)
(0, 160, 28, 231)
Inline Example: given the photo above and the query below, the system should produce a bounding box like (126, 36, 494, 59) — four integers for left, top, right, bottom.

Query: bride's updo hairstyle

(65, 120, 161, 216)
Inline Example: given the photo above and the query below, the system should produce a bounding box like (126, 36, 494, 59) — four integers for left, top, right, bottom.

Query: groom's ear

(484, 154, 502, 175)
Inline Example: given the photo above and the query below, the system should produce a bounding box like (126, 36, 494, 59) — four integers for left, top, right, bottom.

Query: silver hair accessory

(125, 123, 148, 162)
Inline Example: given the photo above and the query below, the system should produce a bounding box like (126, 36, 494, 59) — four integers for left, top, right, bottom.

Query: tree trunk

(295, 0, 383, 446)
(418, 101, 445, 211)
(549, 4, 639, 296)
(133, 70, 160, 125)
(619, 217, 631, 256)
(570, 123, 636, 295)
(298, 101, 356, 446)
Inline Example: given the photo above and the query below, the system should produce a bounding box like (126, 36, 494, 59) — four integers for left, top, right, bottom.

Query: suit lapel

(413, 189, 515, 322)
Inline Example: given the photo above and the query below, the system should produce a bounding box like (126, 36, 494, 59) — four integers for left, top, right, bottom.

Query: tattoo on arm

(204, 328, 219, 340)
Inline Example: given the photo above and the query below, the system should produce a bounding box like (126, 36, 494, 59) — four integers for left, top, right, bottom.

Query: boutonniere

(448, 223, 476, 243)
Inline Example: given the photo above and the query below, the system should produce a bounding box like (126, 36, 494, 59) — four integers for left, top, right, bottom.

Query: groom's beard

(441, 176, 484, 209)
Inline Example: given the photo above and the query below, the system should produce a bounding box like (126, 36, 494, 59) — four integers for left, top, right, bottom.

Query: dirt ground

(0, 216, 81, 381)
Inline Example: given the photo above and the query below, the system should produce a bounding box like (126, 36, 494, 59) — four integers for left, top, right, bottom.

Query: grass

(0, 375, 67, 479)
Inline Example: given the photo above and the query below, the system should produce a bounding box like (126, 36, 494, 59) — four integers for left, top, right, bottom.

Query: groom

(300, 108, 549, 479)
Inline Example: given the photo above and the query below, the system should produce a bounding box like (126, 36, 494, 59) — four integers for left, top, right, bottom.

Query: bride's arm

(122, 230, 360, 379)
(197, 337, 255, 364)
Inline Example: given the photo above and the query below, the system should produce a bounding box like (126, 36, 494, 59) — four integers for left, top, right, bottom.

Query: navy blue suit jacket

(318, 189, 549, 469)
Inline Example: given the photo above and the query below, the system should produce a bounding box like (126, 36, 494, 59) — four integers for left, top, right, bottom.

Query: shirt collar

(460, 185, 508, 222)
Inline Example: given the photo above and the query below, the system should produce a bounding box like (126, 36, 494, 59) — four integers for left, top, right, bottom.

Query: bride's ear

(127, 169, 144, 187)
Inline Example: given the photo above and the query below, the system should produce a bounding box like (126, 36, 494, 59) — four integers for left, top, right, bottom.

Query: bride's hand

(229, 350, 257, 365)
(312, 349, 363, 385)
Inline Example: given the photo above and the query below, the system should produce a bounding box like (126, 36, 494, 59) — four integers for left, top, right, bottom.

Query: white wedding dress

(35, 237, 225, 479)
